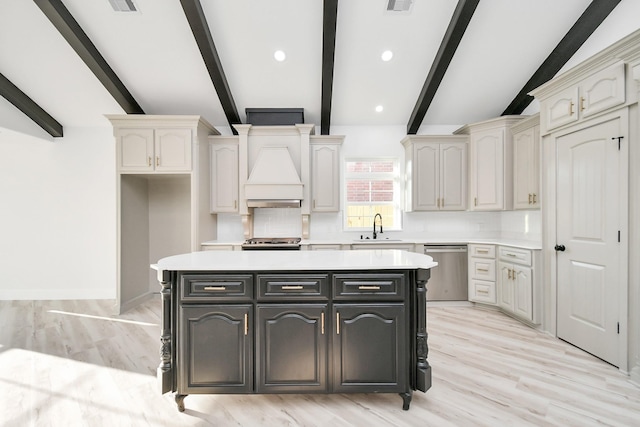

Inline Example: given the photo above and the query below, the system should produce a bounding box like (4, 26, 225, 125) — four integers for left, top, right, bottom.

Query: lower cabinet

(496, 246, 539, 324)
(175, 271, 416, 410)
(256, 304, 327, 393)
(333, 304, 406, 393)
(179, 305, 253, 393)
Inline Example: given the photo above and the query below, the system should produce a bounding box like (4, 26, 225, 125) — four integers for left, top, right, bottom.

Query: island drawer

(257, 274, 329, 300)
(180, 274, 253, 301)
(333, 273, 405, 300)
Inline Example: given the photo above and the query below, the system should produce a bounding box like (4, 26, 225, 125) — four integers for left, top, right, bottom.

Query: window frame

(342, 157, 402, 232)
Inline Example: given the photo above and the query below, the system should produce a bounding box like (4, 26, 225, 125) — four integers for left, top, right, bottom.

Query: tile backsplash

(214, 209, 541, 242)
(252, 208, 303, 237)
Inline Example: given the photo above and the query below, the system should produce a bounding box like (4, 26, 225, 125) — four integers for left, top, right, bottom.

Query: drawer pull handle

(477, 268, 489, 272)
(203, 286, 226, 291)
(321, 312, 325, 335)
(358, 285, 381, 290)
(477, 290, 489, 294)
(477, 249, 489, 254)
(281, 285, 304, 290)
(506, 253, 517, 257)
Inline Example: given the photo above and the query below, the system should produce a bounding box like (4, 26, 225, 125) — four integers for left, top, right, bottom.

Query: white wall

(0, 126, 116, 299)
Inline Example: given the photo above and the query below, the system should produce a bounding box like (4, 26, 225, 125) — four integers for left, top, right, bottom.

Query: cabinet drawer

(257, 274, 329, 300)
(469, 258, 496, 281)
(469, 244, 495, 258)
(469, 279, 496, 304)
(499, 246, 531, 266)
(180, 274, 253, 301)
(333, 273, 405, 300)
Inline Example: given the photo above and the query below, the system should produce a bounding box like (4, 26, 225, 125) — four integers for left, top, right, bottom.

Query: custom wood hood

(234, 124, 315, 238)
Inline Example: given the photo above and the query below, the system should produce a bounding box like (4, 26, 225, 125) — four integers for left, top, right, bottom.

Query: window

(344, 159, 401, 231)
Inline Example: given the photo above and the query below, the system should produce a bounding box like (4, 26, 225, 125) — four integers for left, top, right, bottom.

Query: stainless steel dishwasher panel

(424, 245, 468, 301)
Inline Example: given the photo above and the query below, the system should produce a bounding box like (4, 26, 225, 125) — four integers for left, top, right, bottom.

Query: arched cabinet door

(332, 304, 406, 393)
(179, 305, 253, 393)
(256, 305, 328, 393)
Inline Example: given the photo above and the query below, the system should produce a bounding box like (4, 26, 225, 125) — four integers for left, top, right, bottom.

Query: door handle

(554, 244, 566, 252)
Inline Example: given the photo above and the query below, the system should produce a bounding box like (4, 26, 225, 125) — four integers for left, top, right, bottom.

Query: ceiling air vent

(387, 0, 413, 12)
(108, 0, 137, 12)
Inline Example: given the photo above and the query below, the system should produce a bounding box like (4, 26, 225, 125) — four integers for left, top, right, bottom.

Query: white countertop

(200, 237, 542, 250)
(156, 249, 437, 272)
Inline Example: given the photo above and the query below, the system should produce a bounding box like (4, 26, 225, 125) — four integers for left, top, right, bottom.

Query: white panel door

(556, 117, 621, 366)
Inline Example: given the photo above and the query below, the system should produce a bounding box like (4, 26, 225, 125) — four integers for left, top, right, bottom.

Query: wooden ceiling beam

(502, 0, 621, 115)
(0, 72, 63, 137)
(321, 0, 339, 135)
(34, 0, 144, 115)
(180, 0, 241, 134)
(407, 0, 480, 135)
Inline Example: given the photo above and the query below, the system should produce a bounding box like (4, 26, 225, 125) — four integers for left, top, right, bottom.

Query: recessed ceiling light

(381, 50, 393, 61)
(274, 50, 286, 62)
(375, 105, 384, 113)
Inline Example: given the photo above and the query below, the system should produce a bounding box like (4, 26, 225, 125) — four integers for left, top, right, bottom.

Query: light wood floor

(1, 297, 638, 426)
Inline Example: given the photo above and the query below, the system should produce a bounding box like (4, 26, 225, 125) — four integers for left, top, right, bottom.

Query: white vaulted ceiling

(1, 0, 640, 136)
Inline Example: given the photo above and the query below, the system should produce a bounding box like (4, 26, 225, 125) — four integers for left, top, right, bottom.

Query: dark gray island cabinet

(154, 250, 436, 411)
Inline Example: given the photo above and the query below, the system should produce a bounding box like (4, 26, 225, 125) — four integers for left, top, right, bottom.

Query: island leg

(399, 391, 412, 410)
(158, 270, 174, 394)
(175, 394, 187, 412)
(415, 268, 432, 392)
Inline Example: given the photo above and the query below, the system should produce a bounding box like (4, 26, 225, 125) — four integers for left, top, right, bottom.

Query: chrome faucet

(372, 213, 383, 239)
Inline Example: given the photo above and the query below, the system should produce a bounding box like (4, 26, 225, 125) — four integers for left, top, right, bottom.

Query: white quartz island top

(156, 249, 437, 272)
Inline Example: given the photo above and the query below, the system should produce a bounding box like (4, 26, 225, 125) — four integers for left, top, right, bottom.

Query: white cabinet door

(210, 142, 238, 213)
(544, 86, 579, 131)
(497, 261, 514, 313)
(513, 264, 533, 322)
(543, 62, 625, 132)
(470, 129, 504, 210)
(117, 128, 192, 172)
(311, 144, 340, 212)
(403, 137, 467, 212)
(440, 142, 466, 210)
(513, 125, 540, 209)
(580, 62, 625, 118)
(118, 128, 154, 172)
(414, 143, 439, 211)
(155, 128, 192, 172)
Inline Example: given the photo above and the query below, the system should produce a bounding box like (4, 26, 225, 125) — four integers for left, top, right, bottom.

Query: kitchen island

(154, 250, 436, 411)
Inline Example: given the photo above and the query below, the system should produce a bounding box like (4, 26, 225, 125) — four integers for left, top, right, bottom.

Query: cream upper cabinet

(401, 135, 467, 211)
(117, 127, 192, 172)
(512, 115, 540, 210)
(310, 136, 343, 212)
(456, 116, 524, 211)
(543, 61, 625, 132)
(210, 137, 239, 213)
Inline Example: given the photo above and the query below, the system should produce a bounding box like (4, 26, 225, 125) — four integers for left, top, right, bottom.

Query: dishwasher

(424, 245, 468, 301)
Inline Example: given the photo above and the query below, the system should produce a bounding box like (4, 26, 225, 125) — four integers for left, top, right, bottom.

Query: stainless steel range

(241, 237, 302, 250)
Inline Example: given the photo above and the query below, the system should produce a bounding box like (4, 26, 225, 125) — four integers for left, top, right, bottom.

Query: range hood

(245, 146, 303, 208)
